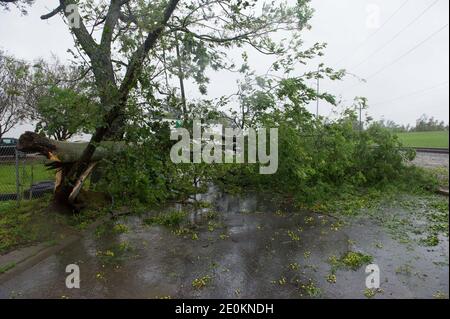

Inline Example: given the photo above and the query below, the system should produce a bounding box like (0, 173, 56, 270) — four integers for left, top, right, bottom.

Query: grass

(396, 131, 449, 148)
(426, 167, 449, 189)
(0, 262, 16, 274)
(0, 196, 108, 254)
(0, 201, 17, 212)
(0, 163, 54, 193)
(0, 198, 64, 254)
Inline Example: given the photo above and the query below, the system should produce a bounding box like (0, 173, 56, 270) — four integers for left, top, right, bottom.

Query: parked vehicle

(23, 181, 55, 199)
(0, 137, 18, 156)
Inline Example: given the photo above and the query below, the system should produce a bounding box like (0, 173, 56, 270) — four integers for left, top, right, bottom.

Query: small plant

(196, 201, 213, 209)
(326, 274, 336, 284)
(275, 210, 286, 217)
(330, 221, 344, 231)
(172, 227, 193, 237)
(364, 288, 382, 299)
(205, 210, 218, 220)
(421, 234, 439, 246)
(278, 277, 287, 285)
(328, 255, 339, 266)
(118, 241, 131, 252)
(328, 251, 373, 272)
(219, 234, 229, 240)
(95, 241, 133, 265)
(95, 223, 111, 238)
(0, 262, 16, 274)
(433, 291, 447, 299)
(113, 223, 129, 234)
(143, 210, 187, 228)
(364, 288, 376, 298)
(207, 221, 221, 232)
(287, 230, 300, 241)
(192, 275, 211, 289)
(301, 280, 321, 297)
(341, 252, 373, 270)
(289, 263, 300, 271)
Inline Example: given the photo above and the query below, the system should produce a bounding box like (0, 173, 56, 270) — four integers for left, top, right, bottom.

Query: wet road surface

(0, 188, 448, 299)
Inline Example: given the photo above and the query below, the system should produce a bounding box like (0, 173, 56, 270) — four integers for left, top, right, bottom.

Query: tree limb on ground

(17, 131, 125, 163)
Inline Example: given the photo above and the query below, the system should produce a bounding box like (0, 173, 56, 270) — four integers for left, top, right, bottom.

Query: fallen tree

(29, 0, 181, 209)
(17, 131, 124, 163)
(17, 131, 124, 207)
(8, 0, 316, 211)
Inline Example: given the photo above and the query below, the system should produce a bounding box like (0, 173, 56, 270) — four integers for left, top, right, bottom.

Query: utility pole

(359, 103, 363, 132)
(316, 65, 320, 117)
(175, 32, 187, 121)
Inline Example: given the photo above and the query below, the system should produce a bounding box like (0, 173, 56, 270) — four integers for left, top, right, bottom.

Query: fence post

(29, 157, 34, 200)
(15, 148, 20, 207)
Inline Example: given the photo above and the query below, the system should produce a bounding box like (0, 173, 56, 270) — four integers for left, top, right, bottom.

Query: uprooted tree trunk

(32, 0, 180, 210)
(17, 131, 125, 208)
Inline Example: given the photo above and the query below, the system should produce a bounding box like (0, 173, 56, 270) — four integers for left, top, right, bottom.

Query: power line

(364, 23, 449, 81)
(371, 81, 449, 106)
(334, 0, 411, 67)
(350, 0, 440, 71)
(339, 22, 449, 94)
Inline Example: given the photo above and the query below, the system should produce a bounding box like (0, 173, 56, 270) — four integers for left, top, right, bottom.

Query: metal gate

(0, 147, 54, 207)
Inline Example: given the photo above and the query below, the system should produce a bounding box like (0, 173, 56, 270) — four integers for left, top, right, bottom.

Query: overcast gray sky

(0, 0, 449, 138)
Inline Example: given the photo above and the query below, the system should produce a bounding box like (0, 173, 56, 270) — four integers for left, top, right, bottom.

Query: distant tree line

(374, 115, 449, 133)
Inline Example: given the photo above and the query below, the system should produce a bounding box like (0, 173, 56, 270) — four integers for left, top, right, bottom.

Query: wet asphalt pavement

(0, 188, 448, 299)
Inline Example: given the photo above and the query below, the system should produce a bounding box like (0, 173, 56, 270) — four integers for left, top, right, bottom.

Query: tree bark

(37, 0, 180, 209)
(17, 131, 125, 208)
(17, 131, 124, 163)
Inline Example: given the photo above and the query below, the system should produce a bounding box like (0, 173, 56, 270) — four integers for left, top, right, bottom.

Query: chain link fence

(0, 146, 54, 206)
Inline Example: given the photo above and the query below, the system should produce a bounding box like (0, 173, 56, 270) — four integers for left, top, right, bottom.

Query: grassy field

(0, 163, 54, 194)
(396, 131, 449, 148)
